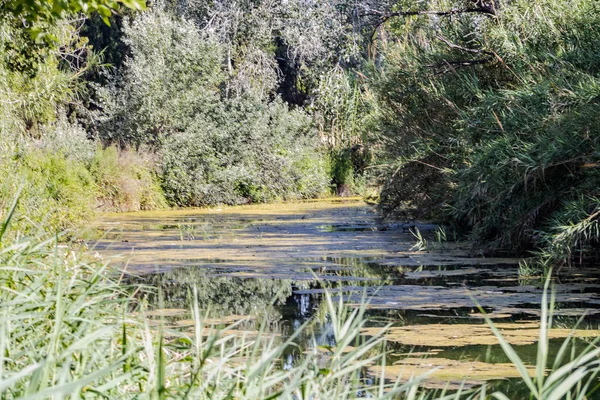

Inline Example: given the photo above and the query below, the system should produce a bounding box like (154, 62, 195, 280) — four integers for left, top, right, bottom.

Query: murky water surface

(92, 198, 600, 391)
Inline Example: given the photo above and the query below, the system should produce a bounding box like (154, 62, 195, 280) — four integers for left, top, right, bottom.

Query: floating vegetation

(368, 357, 536, 389)
(297, 283, 600, 315)
(144, 308, 188, 317)
(361, 323, 599, 347)
(89, 199, 600, 396)
(467, 312, 513, 320)
(175, 314, 257, 326)
(92, 198, 520, 275)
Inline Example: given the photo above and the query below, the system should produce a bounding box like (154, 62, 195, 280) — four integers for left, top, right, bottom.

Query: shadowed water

(91, 198, 600, 391)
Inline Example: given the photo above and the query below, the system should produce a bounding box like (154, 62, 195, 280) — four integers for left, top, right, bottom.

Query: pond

(92, 198, 600, 392)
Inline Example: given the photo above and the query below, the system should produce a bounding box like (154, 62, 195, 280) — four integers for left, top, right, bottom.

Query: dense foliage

(2, 0, 600, 396)
(371, 0, 600, 265)
(0, 1, 340, 234)
(95, 9, 328, 205)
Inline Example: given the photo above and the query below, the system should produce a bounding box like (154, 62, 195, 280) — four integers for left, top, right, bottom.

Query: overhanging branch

(364, 6, 496, 39)
(435, 35, 494, 57)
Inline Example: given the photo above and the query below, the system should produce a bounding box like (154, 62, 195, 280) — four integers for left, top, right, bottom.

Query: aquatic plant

(483, 277, 600, 400)
(0, 232, 417, 397)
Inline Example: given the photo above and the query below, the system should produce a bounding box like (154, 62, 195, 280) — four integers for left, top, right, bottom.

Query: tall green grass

(0, 235, 414, 398)
(482, 277, 600, 400)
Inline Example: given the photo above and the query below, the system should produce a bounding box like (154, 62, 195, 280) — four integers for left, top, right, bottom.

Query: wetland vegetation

(1, 0, 600, 398)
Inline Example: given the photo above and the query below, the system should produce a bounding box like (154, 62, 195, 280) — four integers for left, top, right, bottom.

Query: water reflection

(92, 199, 600, 390)
(129, 270, 292, 320)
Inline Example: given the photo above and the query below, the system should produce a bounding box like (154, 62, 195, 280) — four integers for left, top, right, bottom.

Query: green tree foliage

(0, 0, 145, 28)
(0, 20, 73, 131)
(0, 12, 164, 233)
(95, 9, 224, 148)
(5, 0, 597, 267)
(371, 0, 600, 263)
(96, 8, 329, 206)
(175, 0, 358, 102)
(161, 98, 328, 206)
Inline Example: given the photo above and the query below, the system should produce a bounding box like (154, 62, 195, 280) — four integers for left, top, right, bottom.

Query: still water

(92, 198, 600, 392)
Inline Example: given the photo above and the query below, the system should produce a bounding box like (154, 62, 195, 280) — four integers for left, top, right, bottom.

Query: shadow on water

(92, 199, 600, 391)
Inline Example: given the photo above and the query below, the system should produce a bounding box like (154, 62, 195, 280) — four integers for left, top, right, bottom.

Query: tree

(1, 0, 145, 36)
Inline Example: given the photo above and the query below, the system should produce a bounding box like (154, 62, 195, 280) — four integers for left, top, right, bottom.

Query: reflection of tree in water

(314, 256, 402, 285)
(128, 267, 293, 321)
(124, 256, 407, 341)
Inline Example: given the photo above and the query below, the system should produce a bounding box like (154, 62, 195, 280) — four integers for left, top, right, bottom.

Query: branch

(426, 57, 494, 76)
(435, 35, 494, 57)
(366, 6, 496, 32)
(361, 6, 496, 46)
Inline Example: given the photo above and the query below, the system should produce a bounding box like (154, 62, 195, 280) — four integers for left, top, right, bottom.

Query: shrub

(0, 148, 97, 234)
(0, 19, 98, 234)
(95, 7, 329, 208)
(40, 113, 97, 166)
(90, 145, 167, 212)
(161, 97, 328, 206)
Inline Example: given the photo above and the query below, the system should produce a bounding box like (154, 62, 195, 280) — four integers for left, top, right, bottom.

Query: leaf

(544, 368, 588, 400)
(97, 4, 112, 17)
(0, 363, 41, 393)
(0, 189, 21, 243)
(120, 0, 146, 11)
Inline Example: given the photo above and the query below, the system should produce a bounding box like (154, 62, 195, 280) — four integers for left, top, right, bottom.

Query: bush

(161, 97, 328, 206)
(448, 0, 600, 260)
(328, 146, 371, 197)
(94, 7, 329, 208)
(0, 117, 166, 234)
(0, 148, 97, 234)
(0, 19, 98, 234)
(40, 113, 97, 166)
(90, 145, 167, 212)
